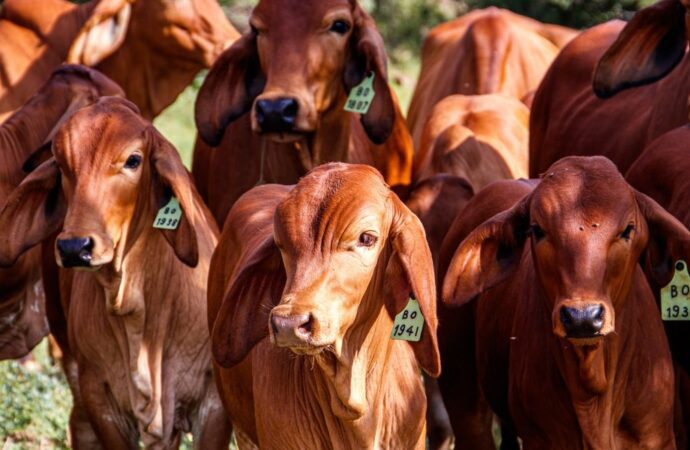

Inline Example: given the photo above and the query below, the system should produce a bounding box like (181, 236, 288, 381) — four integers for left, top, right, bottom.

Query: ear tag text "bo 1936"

(344, 72, 375, 115)
(661, 260, 690, 321)
(391, 295, 424, 342)
(153, 197, 182, 230)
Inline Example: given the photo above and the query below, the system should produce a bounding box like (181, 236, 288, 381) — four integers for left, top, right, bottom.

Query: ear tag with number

(661, 260, 690, 321)
(344, 72, 375, 114)
(153, 197, 182, 230)
(391, 295, 424, 342)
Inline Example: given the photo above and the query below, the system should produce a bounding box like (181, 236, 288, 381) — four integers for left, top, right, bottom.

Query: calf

(193, 0, 414, 224)
(0, 98, 228, 449)
(208, 163, 440, 448)
(442, 157, 683, 448)
(0, 65, 122, 360)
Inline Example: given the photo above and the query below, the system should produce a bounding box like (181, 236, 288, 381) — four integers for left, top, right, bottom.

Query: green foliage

(0, 341, 72, 449)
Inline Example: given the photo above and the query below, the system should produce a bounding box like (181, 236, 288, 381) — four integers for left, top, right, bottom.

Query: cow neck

(305, 244, 407, 446)
(96, 40, 200, 120)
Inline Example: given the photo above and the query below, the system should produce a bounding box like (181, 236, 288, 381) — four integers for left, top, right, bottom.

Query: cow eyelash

(124, 154, 142, 170)
(357, 232, 377, 248)
(530, 224, 545, 241)
(620, 223, 635, 241)
(329, 20, 351, 35)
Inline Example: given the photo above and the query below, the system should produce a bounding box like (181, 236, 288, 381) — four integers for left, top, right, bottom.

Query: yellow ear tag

(153, 197, 182, 230)
(391, 296, 424, 342)
(344, 72, 375, 114)
(661, 260, 690, 320)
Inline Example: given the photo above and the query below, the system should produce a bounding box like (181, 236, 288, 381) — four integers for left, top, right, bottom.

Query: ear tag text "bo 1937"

(661, 260, 690, 321)
(391, 295, 424, 342)
(344, 72, 375, 115)
(153, 197, 182, 230)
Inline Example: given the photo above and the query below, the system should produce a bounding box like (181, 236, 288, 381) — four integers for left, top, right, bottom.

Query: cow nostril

(255, 100, 268, 126)
(297, 314, 313, 336)
(57, 237, 95, 267)
(559, 307, 574, 327)
(281, 99, 298, 121)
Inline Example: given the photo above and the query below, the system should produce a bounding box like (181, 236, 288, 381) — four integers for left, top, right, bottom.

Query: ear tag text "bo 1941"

(391, 295, 424, 342)
(345, 73, 375, 115)
(153, 197, 182, 230)
(661, 260, 690, 321)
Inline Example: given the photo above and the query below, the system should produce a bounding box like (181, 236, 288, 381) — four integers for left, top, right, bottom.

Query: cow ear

(0, 160, 66, 267)
(211, 236, 286, 368)
(442, 197, 530, 308)
(148, 128, 201, 268)
(67, 0, 134, 66)
(195, 32, 265, 147)
(384, 196, 440, 377)
(344, 6, 395, 145)
(636, 190, 690, 287)
(593, 0, 687, 98)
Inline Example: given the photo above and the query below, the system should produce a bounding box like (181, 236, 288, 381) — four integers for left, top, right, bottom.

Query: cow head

(443, 156, 690, 343)
(0, 98, 201, 275)
(69, 0, 236, 68)
(196, 0, 395, 146)
(211, 164, 440, 381)
(593, 0, 689, 98)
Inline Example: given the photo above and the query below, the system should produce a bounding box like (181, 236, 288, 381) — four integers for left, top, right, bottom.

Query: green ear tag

(153, 197, 182, 230)
(661, 260, 690, 320)
(344, 73, 375, 114)
(391, 296, 424, 342)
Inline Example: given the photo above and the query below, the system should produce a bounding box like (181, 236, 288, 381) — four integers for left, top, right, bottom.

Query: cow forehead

(54, 102, 147, 168)
(533, 158, 635, 227)
(276, 165, 390, 245)
(253, 0, 354, 25)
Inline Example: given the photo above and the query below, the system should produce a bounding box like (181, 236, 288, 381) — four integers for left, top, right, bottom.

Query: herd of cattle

(1, 0, 689, 448)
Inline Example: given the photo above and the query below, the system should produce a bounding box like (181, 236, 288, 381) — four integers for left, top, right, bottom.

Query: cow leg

(498, 419, 520, 450)
(193, 385, 233, 450)
(424, 375, 454, 450)
(79, 369, 138, 450)
(437, 303, 495, 450)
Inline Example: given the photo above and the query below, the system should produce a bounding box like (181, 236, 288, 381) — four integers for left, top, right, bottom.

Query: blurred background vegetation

(1, 0, 657, 448)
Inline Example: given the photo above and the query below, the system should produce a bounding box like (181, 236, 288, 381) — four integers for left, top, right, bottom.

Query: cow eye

(329, 20, 351, 35)
(530, 224, 545, 242)
(124, 154, 142, 170)
(358, 232, 377, 248)
(620, 223, 635, 241)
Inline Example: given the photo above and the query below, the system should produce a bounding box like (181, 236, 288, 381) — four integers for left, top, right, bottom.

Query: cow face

(195, 0, 396, 147)
(209, 164, 440, 377)
(593, 0, 689, 98)
(0, 98, 200, 275)
(443, 156, 690, 344)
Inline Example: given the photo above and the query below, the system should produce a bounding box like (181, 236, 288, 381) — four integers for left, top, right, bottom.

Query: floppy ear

(384, 196, 440, 377)
(0, 160, 66, 267)
(636, 190, 690, 287)
(344, 6, 395, 145)
(593, 0, 687, 98)
(442, 198, 530, 308)
(67, 0, 134, 67)
(211, 236, 286, 368)
(147, 128, 200, 267)
(195, 32, 265, 147)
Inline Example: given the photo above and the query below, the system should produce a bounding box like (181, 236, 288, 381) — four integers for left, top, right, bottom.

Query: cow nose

(255, 98, 299, 133)
(270, 313, 312, 347)
(559, 305, 605, 338)
(56, 237, 94, 268)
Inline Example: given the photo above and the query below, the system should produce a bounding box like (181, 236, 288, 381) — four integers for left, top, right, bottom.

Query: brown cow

(0, 0, 238, 120)
(0, 65, 122, 360)
(193, 0, 414, 225)
(413, 94, 529, 187)
(529, 0, 690, 176)
(407, 8, 577, 149)
(0, 98, 229, 449)
(441, 156, 683, 448)
(208, 163, 440, 448)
